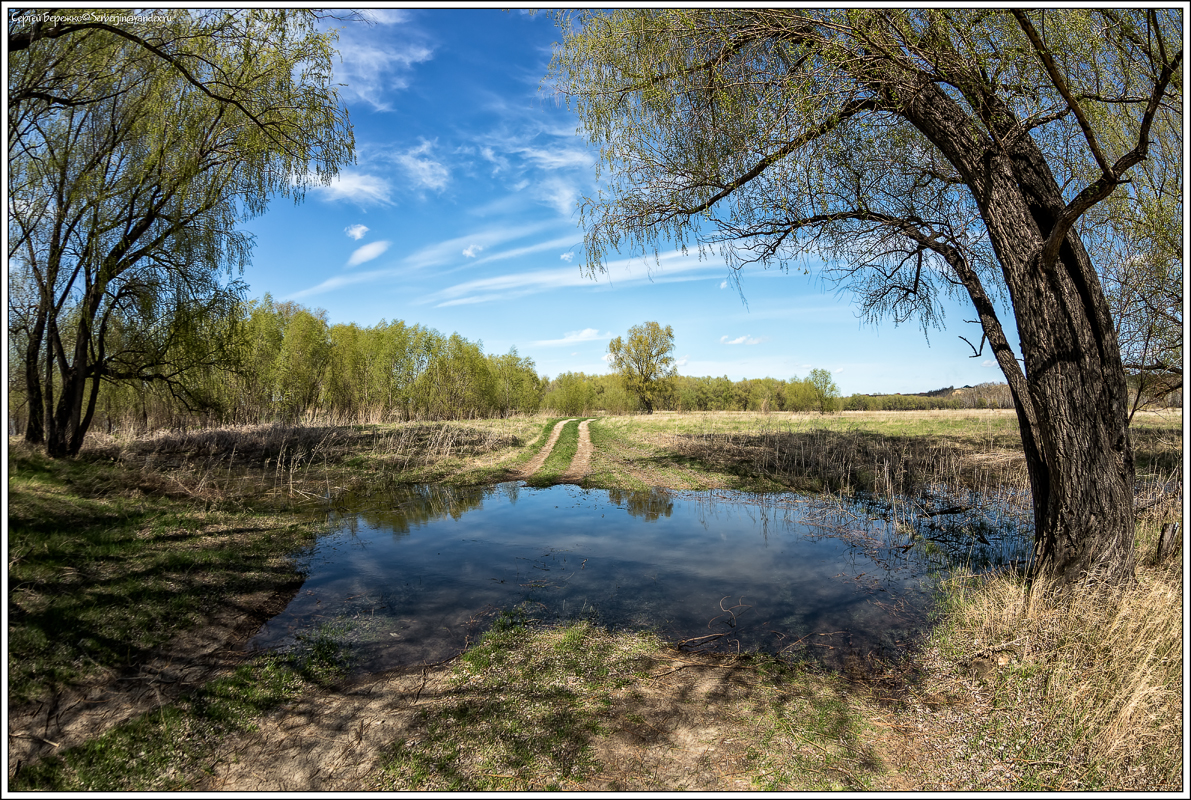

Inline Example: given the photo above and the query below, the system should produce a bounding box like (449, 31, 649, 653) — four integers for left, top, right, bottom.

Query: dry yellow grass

(932, 548, 1183, 788)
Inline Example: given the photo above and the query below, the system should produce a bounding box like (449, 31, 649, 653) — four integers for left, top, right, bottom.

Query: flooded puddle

(248, 482, 1029, 673)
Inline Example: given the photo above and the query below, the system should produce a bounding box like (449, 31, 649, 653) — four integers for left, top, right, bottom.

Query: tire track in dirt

(517, 418, 576, 479)
(560, 419, 593, 484)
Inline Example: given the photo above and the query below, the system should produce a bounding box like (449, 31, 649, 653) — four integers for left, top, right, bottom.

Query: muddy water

(247, 483, 1027, 673)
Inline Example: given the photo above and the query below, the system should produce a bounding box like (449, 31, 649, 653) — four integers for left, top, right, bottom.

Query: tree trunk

(22, 310, 46, 445)
(1010, 248, 1137, 584)
(905, 81, 1137, 585)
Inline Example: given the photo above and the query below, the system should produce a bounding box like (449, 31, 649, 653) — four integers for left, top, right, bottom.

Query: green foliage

(807, 369, 841, 414)
(23, 294, 549, 430)
(9, 9, 355, 456)
(607, 321, 677, 413)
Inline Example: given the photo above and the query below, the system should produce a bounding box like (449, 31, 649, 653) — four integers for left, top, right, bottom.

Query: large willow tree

(8, 9, 354, 456)
(549, 9, 1182, 584)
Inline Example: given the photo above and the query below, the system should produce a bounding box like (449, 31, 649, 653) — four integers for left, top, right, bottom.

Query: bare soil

(559, 419, 593, 483)
(8, 580, 301, 774)
(516, 418, 575, 478)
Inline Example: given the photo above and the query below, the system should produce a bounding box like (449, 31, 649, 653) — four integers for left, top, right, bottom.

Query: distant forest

(7, 296, 1176, 435)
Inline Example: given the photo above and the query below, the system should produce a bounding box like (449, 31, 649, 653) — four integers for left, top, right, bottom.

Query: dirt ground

(8, 581, 301, 774)
(195, 654, 768, 790)
(560, 419, 593, 483)
(517, 418, 576, 478)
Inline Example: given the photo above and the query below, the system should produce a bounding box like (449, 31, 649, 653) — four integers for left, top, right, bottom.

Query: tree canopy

(549, 8, 1182, 584)
(8, 9, 355, 456)
(607, 321, 678, 413)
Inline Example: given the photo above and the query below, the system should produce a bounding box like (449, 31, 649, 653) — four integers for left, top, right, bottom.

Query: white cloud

(401, 222, 556, 269)
(719, 280, 729, 289)
(286, 267, 393, 300)
(601, 353, 613, 364)
(479, 146, 509, 175)
(346, 241, 391, 267)
(533, 328, 612, 346)
(469, 235, 582, 267)
(537, 177, 578, 217)
(518, 146, 596, 171)
(834, 367, 845, 374)
(310, 171, 392, 205)
(395, 139, 449, 191)
(428, 249, 723, 307)
(676, 354, 690, 367)
(462, 244, 484, 258)
(359, 8, 409, 24)
(720, 334, 765, 345)
(334, 25, 433, 112)
(345, 224, 370, 241)
(981, 359, 998, 368)
(560, 252, 574, 262)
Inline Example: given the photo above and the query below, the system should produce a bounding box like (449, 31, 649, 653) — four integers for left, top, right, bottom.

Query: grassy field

(7, 408, 1183, 791)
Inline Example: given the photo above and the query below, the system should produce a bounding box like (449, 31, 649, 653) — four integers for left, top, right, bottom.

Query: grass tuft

(930, 556, 1183, 789)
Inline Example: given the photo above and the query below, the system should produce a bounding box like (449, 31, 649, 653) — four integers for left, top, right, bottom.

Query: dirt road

(517, 418, 576, 478)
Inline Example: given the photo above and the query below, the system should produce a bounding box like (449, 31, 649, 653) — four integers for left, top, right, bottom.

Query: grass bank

(7, 442, 321, 707)
(7, 409, 1183, 790)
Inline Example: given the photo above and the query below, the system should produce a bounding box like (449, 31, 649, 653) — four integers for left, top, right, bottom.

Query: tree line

(542, 372, 1023, 415)
(9, 293, 1042, 435)
(8, 296, 545, 433)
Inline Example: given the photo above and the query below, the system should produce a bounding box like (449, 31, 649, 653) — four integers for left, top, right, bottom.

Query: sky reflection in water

(249, 482, 994, 673)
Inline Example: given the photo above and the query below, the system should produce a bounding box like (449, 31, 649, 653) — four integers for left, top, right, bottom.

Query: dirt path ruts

(517, 418, 576, 478)
(560, 419, 593, 484)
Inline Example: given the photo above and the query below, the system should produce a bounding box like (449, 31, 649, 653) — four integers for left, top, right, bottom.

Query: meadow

(7, 408, 1183, 791)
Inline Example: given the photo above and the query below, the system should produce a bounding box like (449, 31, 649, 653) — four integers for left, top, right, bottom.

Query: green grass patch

(7, 443, 320, 705)
(11, 626, 351, 791)
(376, 615, 647, 791)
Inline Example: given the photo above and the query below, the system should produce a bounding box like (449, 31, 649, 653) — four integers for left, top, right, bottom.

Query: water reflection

(607, 487, 674, 521)
(248, 483, 1031, 674)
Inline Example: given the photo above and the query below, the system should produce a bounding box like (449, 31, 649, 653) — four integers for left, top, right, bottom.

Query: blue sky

(241, 8, 1014, 395)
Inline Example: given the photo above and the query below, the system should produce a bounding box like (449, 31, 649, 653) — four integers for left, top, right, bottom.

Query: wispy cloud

(676, 354, 690, 367)
(401, 222, 555, 269)
(428, 250, 722, 307)
(347, 241, 391, 267)
(560, 252, 574, 262)
(517, 146, 596, 171)
(479, 145, 509, 175)
(334, 18, 433, 112)
(395, 139, 449, 191)
(462, 244, 483, 258)
(468, 235, 582, 267)
(310, 171, 392, 205)
(537, 177, 578, 217)
(721, 334, 766, 345)
(719, 280, 729, 289)
(286, 267, 393, 300)
(345, 224, 370, 240)
(430, 266, 595, 307)
(533, 328, 612, 346)
(981, 359, 998, 368)
(358, 8, 409, 24)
